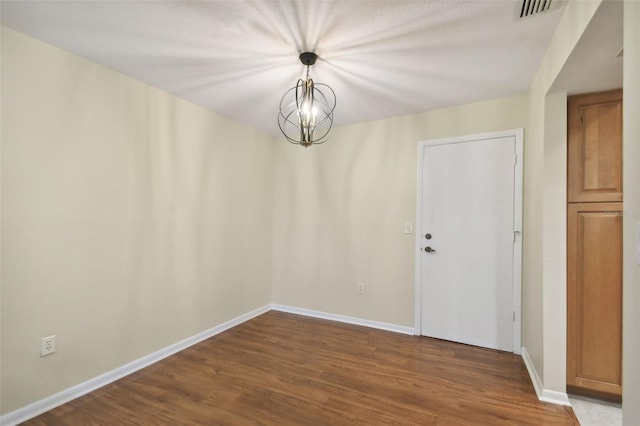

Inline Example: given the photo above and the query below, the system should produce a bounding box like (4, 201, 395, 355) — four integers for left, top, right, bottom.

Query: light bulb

(299, 87, 315, 127)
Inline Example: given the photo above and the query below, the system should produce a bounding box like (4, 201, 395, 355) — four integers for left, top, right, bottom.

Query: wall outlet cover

(41, 335, 56, 357)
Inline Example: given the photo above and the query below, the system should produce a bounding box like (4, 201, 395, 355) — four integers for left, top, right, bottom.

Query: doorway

(414, 129, 523, 353)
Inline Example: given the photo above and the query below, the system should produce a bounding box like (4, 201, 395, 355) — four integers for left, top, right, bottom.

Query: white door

(416, 130, 522, 353)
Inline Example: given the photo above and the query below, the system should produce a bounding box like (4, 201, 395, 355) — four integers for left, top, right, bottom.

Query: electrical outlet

(356, 283, 365, 295)
(41, 335, 56, 357)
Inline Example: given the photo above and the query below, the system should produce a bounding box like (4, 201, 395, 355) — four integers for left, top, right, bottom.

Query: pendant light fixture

(278, 52, 336, 147)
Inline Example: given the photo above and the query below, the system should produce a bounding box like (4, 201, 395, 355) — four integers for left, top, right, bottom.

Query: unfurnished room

(1, 0, 639, 425)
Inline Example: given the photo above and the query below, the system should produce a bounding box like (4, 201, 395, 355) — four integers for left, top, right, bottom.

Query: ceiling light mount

(278, 51, 336, 147)
(299, 51, 318, 66)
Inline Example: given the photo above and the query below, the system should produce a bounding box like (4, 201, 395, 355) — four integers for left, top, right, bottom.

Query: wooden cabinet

(568, 90, 623, 203)
(567, 203, 622, 398)
(567, 90, 623, 401)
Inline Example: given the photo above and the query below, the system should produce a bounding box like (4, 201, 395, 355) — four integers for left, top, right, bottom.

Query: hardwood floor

(24, 311, 578, 425)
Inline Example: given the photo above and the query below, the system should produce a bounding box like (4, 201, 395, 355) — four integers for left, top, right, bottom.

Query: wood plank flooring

(24, 311, 578, 425)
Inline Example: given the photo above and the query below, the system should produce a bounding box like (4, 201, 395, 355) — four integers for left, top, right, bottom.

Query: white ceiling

(1, 0, 568, 137)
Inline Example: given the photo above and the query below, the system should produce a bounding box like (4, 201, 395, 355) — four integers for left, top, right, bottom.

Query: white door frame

(414, 129, 523, 354)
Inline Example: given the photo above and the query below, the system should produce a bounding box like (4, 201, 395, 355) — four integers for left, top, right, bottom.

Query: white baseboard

(1, 303, 413, 425)
(521, 347, 571, 406)
(539, 389, 571, 406)
(270, 304, 416, 335)
(0, 304, 271, 426)
(521, 347, 544, 398)
(4, 308, 570, 426)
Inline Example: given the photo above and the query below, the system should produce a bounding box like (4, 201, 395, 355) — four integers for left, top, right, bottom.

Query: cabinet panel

(567, 203, 622, 398)
(568, 90, 622, 203)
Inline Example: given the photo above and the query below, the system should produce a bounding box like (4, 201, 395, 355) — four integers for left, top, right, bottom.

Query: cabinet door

(567, 203, 622, 398)
(568, 90, 622, 203)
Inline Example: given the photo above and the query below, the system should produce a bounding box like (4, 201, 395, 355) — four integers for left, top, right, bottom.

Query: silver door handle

(424, 247, 436, 253)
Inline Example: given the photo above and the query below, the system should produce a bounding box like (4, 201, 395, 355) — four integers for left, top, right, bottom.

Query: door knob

(425, 246, 436, 253)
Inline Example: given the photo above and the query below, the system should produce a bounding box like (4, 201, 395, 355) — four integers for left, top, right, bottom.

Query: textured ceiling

(1, 0, 566, 137)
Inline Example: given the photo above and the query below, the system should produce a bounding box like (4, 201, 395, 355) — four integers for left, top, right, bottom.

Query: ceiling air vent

(520, 0, 553, 18)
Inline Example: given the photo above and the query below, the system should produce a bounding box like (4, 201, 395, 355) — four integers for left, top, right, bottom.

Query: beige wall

(541, 92, 567, 392)
(271, 95, 528, 327)
(522, 0, 602, 394)
(4, 0, 638, 419)
(0, 28, 275, 413)
(622, 2, 640, 423)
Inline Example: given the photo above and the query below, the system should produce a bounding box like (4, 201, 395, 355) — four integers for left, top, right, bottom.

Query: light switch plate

(404, 221, 413, 234)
